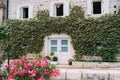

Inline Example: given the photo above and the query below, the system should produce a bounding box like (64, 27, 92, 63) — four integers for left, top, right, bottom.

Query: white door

(49, 39, 70, 64)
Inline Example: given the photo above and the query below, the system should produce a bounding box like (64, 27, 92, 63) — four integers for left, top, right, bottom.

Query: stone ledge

(56, 62, 120, 69)
(72, 61, 120, 68)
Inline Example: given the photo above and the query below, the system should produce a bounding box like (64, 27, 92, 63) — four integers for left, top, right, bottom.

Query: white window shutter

(103, 0, 110, 14)
(50, 2, 54, 17)
(64, 1, 70, 16)
(87, 0, 92, 15)
(29, 5, 33, 19)
(16, 7, 20, 19)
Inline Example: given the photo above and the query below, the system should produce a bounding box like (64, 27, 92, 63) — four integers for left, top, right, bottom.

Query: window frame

(16, 4, 33, 19)
(55, 3, 64, 16)
(21, 7, 29, 19)
(87, 0, 110, 17)
(93, 1, 102, 14)
(50, 1, 69, 17)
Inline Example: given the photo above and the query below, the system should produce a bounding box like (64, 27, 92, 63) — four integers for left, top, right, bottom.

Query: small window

(55, 4, 64, 16)
(114, 11, 116, 14)
(93, 1, 101, 14)
(50, 1, 69, 17)
(22, 8, 28, 18)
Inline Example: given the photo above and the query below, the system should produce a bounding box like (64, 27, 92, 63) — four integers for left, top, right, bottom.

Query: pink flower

(24, 63, 32, 69)
(32, 60, 39, 66)
(8, 77, 14, 80)
(20, 59, 26, 64)
(28, 70, 36, 77)
(51, 70, 60, 77)
(18, 69, 26, 76)
(45, 69, 60, 77)
(8, 74, 15, 80)
(27, 63, 32, 67)
(40, 58, 48, 68)
(24, 55, 30, 60)
(4, 55, 60, 80)
(37, 76, 44, 80)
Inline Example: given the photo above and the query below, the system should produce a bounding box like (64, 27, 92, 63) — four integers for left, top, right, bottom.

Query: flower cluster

(4, 56, 60, 80)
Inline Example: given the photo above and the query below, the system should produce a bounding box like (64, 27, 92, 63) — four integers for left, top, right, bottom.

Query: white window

(50, 39, 69, 53)
(16, 5, 33, 19)
(44, 34, 74, 64)
(50, 1, 69, 17)
(87, 0, 110, 16)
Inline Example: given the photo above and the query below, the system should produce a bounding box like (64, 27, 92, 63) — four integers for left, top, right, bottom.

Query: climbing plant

(4, 6, 120, 61)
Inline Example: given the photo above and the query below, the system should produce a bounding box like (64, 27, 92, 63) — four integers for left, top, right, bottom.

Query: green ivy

(4, 6, 120, 61)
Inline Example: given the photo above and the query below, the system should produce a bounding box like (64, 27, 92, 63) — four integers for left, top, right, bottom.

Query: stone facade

(8, 0, 120, 19)
(7, 0, 120, 64)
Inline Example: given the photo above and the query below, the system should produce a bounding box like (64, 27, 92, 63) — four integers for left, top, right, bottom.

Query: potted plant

(68, 59, 74, 65)
(47, 52, 58, 65)
(50, 52, 55, 57)
(45, 56, 51, 60)
(52, 56, 58, 61)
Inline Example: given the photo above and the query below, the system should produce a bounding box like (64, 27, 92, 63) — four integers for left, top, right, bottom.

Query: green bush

(101, 48, 117, 62)
(3, 6, 120, 62)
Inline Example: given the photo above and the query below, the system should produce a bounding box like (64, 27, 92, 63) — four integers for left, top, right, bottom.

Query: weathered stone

(66, 69, 81, 80)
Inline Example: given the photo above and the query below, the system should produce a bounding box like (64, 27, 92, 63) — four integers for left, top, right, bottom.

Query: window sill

(50, 15, 68, 17)
(87, 14, 103, 18)
(17, 18, 32, 20)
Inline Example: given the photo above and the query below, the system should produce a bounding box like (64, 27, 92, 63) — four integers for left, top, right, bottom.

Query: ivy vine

(4, 6, 120, 61)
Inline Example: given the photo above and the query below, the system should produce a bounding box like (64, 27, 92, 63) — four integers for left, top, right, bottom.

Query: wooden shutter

(87, 0, 92, 15)
(29, 5, 33, 18)
(103, 0, 110, 14)
(64, 1, 70, 16)
(50, 2, 54, 17)
(16, 7, 20, 19)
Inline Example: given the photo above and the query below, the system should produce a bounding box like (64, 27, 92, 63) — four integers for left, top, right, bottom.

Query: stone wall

(51, 68, 120, 80)
(8, 0, 120, 19)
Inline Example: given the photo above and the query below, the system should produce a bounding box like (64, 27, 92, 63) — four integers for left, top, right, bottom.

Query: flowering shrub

(3, 56, 60, 80)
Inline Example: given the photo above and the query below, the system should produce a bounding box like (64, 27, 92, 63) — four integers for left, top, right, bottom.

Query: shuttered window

(87, 0, 110, 16)
(50, 1, 69, 17)
(16, 5, 33, 19)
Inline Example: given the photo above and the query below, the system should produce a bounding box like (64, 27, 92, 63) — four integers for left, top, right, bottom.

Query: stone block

(66, 69, 81, 80)
(82, 70, 108, 80)
(108, 71, 120, 80)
